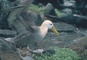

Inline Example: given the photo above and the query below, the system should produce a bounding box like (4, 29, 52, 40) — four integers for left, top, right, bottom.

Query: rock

(18, 48, 34, 60)
(0, 0, 15, 29)
(0, 50, 21, 60)
(58, 12, 87, 27)
(8, 0, 16, 2)
(33, 0, 63, 9)
(0, 38, 16, 53)
(62, 8, 72, 13)
(20, 56, 34, 60)
(63, 0, 76, 8)
(17, 0, 33, 6)
(49, 8, 76, 24)
(59, 13, 75, 24)
(44, 3, 58, 22)
(33, 13, 43, 26)
(59, 13, 87, 28)
(85, 4, 87, 9)
(53, 22, 76, 32)
(0, 12, 9, 29)
(44, 3, 57, 16)
(38, 3, 44, 7)
(68, 36, 87, 52)
(0, 29, 17, 37)
(44, 14, 59, 22)
(73, 14, 87, 20)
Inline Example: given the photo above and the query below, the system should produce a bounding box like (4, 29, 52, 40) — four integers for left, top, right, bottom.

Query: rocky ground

(0, 0, 87, 60)
(0, 21, 87, 60)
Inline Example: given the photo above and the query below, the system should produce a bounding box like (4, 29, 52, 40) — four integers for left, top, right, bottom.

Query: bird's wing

(7, 6, 25, 24)
(0, 5, 25, 13)
(28, 26, 40, 33)
(17, 16, 40, 33)
(7, 6, 40, 33)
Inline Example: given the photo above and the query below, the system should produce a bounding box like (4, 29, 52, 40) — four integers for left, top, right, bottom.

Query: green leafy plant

(55, 9, 64, 18)
(29, 4, 44, 14)
(29, 4, 64, 18)
(34, 47, 79, 60)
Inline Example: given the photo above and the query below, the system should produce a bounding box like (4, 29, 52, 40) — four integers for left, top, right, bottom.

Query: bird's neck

(40, 25, 48, 38)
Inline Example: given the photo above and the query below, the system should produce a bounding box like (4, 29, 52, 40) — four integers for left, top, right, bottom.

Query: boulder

(53, 22, 76, 32)
(0, 38, 16, 53)
(63, 0, 76, 8)
(0, 0, 15, 29)
(60, 13, 75, 24)
(44, 3, 58, 22)
(33, 0, 63, 9)
(68, 36, 87, 52)
(0, 29, 16, 38)
(44, 3, 57, 16)
(0, 50, 21, 60)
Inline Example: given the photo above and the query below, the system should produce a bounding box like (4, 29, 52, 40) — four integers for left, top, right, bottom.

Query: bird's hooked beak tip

(51, 26, 59, 35)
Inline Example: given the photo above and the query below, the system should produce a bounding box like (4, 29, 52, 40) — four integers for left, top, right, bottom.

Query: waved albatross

(15, 20, 59, 49)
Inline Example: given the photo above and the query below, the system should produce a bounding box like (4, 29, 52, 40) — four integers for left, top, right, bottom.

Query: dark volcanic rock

(44, 3, 58, 22)
(0, 29, 17, 37)
(0, 50, 21, 60)
(8, 0, 16, 2)
(33, 0, 63, 9)
(0, 38, 16, 53)
(60, 13, 75, 24)
(53, 22, 76, 32)
(63, 0, 76, 8)
(68, 36, 87, 52)
(62, 8, 72, 13)
(44, 3, 57, 16)
(0, 0, 14, 29)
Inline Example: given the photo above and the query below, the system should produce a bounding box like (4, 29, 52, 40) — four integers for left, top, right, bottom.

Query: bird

(14, 20, 59, 50)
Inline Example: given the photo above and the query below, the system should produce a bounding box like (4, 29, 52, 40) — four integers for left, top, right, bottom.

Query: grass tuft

(33, 47, 79, 60)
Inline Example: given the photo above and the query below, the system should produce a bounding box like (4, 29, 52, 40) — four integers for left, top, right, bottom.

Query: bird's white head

(41, 20, 53, 29)
(41, 20, 59, 35)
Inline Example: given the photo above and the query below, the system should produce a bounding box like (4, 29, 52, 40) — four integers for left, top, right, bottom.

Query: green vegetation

(29, 4, 44, 14)
(33, 47, 79, 60)
(55, 9, 64, 18)
(29, 4, 63, 18)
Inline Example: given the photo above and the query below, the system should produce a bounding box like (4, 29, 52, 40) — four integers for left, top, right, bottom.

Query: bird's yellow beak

(51, 26, 59, 35)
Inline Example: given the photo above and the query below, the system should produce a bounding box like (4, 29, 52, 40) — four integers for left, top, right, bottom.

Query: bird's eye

(50, 24, 52, 25)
